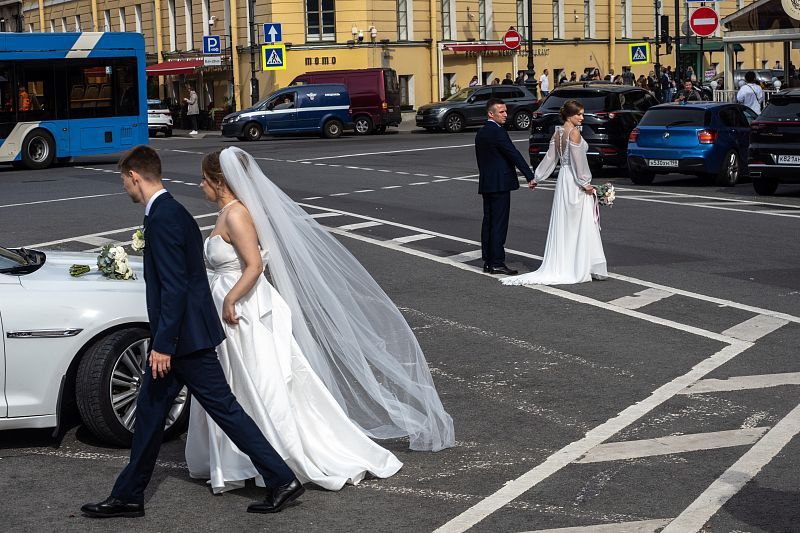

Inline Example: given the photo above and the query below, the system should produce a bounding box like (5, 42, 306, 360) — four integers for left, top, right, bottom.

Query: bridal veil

(218, 147, 454, 451)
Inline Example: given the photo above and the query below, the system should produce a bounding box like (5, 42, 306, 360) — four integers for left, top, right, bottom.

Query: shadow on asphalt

(724, 482, 800, 532)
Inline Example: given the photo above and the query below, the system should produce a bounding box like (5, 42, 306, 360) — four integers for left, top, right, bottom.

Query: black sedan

(416, 85, 540, 133)
(749, 88, 800, 195)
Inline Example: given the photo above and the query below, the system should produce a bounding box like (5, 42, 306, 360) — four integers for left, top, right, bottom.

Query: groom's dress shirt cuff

(145, 189, 168, 216)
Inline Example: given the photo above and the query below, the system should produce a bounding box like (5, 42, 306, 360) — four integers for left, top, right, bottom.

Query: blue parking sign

(263, 23, 282, 43)
(203, 35, 221, 54)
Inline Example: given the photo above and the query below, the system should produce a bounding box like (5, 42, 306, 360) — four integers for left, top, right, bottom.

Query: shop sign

(464, 48, 550, 58)
(203, 56, 222, 66)
(304, 56, 338, 66)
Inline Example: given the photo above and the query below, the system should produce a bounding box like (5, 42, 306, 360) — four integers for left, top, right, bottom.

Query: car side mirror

(466, 96, 475, 103)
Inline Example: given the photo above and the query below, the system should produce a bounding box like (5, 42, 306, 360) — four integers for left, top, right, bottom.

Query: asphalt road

(1, 128, 800, 533)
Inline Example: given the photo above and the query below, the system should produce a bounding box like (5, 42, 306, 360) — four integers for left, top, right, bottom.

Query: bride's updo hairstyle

(560, 100, 584, 122)
(201, 149, 226, 187)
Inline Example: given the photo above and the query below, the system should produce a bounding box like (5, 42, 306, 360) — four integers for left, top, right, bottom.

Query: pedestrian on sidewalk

(539, 69, 550, 97)
(184, 85, 199, 135)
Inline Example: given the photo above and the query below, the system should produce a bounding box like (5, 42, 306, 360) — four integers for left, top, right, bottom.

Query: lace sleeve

(568, 140, 592, 187)
(534, 137, 558, 182)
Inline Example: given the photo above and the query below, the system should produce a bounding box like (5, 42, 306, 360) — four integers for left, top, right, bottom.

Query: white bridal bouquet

(596, 183, 616, 207)
(69, 230, 142, 280)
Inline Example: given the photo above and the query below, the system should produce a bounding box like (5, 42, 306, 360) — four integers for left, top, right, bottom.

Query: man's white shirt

(539, 75, 550, 93)
(736, 83, 764, 115)
(145, 189, 168, 216)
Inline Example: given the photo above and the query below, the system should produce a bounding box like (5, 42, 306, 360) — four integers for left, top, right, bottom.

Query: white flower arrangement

(596, 183, 616, 207)
(69, 244, 136, 280)
(131, 228, 145, 252)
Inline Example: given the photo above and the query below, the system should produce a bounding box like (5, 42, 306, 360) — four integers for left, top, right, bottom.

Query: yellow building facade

(21, 0, 797, 113)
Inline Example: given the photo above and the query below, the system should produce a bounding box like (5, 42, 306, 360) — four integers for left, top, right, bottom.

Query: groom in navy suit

(475, 98, 536, 275)
(81, 145, 303, 518)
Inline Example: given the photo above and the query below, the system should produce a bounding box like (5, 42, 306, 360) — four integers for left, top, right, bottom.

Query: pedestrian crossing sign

(261, 44, 287, 71)
(628, 43, 650, 65)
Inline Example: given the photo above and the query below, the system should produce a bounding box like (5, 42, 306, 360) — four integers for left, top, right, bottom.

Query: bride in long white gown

(185, 148, 453, 494)
(501, 100, 607, 286)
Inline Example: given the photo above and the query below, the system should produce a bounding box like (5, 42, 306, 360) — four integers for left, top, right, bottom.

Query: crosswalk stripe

(75, 236, 115, 247)
(721, 314, 790, 342)
(608, 288, 673, 310)
(338, 221, 382, 231)
(446, 250, 483, 263)
(309, 212, 343, 219)
(679, 372, 800, 395)
(523, 518, 673, 533)
(392, 233, 436, 244)
(575, 427, 768, 463)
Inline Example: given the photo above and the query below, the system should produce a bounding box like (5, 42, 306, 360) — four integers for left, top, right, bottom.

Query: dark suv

(748, 89, 800, 195)
(529, 83, 658, 169)
(416, 85, 540, 133)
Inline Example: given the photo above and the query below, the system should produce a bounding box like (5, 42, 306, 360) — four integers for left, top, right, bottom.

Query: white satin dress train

(185, 235, 403, 493)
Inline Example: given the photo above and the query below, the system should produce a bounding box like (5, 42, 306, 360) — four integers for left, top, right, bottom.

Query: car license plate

(777, 155, 800, 165)
(648, 159, 679, 167)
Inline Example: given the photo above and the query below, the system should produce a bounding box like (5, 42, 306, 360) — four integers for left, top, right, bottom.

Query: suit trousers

(111, 348, 295, 504)
(481, 191, 511, 267)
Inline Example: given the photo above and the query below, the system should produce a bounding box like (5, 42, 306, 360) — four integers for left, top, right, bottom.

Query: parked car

(627, 102, 757, 186)
(529, 83, 658, 170)
(291, 68, 401, 135)
(0, 245, 188, 447)
(221, 84, 353, 141)
(415, 85, 540, 133)
(147, 99, 173, 137)
(749, 88, 800, 195)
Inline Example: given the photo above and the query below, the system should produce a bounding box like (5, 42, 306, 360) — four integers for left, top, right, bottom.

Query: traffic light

(660, 16, 670, 42)
(664, 35, 673, 55)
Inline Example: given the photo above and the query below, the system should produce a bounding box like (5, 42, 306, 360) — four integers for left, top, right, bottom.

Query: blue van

(221, 84, 352, 140)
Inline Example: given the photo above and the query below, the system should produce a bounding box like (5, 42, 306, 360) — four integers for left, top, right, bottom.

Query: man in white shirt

(539, 69, 550, 97)
(736, 71, 764, 115)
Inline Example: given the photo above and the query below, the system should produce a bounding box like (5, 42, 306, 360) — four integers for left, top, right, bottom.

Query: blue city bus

(0, 32, 147, 170)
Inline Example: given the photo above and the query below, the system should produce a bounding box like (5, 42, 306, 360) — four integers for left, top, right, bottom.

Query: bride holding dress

(501, 100, 607, 286)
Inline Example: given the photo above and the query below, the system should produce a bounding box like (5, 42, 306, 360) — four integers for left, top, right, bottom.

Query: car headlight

(435, 108, 449, 116)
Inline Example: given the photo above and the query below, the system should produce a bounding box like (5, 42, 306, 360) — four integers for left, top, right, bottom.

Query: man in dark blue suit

(82, 146, 303, 518)
(475, 98, 536, 275)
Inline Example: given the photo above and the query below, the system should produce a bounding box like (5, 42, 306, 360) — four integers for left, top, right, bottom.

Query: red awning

(443, 43, 511, 52)
(146, 59, 204, 77)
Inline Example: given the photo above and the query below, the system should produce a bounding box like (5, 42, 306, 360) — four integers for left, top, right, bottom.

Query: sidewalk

(170, 111, 418, 138)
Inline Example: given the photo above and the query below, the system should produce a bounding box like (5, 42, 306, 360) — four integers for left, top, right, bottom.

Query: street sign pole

(655, 0, 662, 101)
(248, 0, 258, 105)
(675, 0, 682, 83)
(524, 0, 535, 94)
(228, 22, 236, 111)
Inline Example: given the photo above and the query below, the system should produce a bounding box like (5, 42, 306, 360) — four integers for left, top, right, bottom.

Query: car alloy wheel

(354, 116, 373, 135)
(716, 150, 739, 187)
(515, 111, 532, 130)
(445, 113, 464, 133)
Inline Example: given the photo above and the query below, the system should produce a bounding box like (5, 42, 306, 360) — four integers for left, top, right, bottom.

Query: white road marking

(721, 314, 790, 342)
(679, 372, 800, 395)
(309, 212, 343, 219)
(433, 178, 452, 182)
(446, 250, 484, 263)
(662, 402, 800, 532)
(338, 221, 383, 230)
(0, 192, 125, 209)
(75, 236, 115, 247)
(292, 144, 473, 161)
(392, 233, 436, 244)
(575, 427, 768, 463)
(329, 192, 350, 196)
(410, 181, 430, 185)
(608, 288, 674, 310)
(378, 169, 392, 173)
(164, 149, 204, 155)
(354, 189, 374, 193)
(524, 518, 673, 533)
(381, 185, 403, 189)
(608, 195, 800, 219)
(170, 180, 184, 184)
(395, 171, 410, 175)
(303, 196, 323, 200)
(414, 173, 429, 177)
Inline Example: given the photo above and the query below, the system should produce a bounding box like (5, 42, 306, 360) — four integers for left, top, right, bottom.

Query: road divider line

(0, 192, 126, 209)
(607, 288, 674, 310)
(679, 372, 800, 395)
(721, 314, 790, 342)
(575, 427, 768, 463)
(662, 402, 800, 532)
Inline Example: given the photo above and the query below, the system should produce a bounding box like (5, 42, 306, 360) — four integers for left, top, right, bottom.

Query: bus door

(16, 61, 68, 156)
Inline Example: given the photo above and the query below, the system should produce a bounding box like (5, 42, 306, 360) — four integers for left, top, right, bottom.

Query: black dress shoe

(247, 478, 305, 514)
(488, 265, 518, 275)
(483, 263, 490, 273)
(81, 497, 144, 518)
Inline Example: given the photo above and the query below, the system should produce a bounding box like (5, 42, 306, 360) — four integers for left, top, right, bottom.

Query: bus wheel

(21, 130, 56, 170)
(322, 119, 343, 139)
(244, 122, 263, 141)
(353, 115, 373, 135)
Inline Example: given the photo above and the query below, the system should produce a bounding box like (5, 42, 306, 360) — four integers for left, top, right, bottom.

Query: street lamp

(524, 0, 536, 94)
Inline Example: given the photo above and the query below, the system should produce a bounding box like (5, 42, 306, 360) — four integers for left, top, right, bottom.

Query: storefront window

(306, 0, 335, 42)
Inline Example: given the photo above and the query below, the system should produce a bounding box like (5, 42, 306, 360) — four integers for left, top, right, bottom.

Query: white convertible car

(0, 245, 188, 446)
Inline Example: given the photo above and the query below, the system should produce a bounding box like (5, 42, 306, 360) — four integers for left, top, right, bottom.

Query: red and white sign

(503, 29, 522, 50)
(689, 7, 719, 37)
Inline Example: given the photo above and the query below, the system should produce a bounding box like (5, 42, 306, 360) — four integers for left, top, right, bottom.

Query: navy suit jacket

(143, 192, 225, 356)
(475, 120, 535, 194)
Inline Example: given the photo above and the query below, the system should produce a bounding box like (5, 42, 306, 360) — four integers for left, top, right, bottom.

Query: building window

(737, 0, 744, 8)
(103, 10, 111, 32)
(584, 0, 591, 38)
(74, 15, 81, 31)
(168, 0, 177, 50)
(621, 0, 631, 38)
(552, 0, 562, 39)
(516, 0, 527, 39)
(62, 17, 68, 32)
(479, 0, 487, 40)
(184, 0, 194, 49)
(305, 0, 335, 42)
(117, 8, 125, 31)
(50, 19, 56, 33)
(202, 0, 210, 37)
(442, 0, 452, 40)
(28, 23, 34, 32)
(397, 0, 408, 41)
(135, 5, 143, 33)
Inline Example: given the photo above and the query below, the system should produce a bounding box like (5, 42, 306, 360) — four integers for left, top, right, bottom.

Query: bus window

(16, 63, 56, 121)
(67, 61, 114, 118)
(115, 59, 138, 116)
(0, 64, 13, 116)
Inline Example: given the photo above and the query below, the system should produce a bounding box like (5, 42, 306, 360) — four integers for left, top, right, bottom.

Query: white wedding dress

(185, 234, 403, 493)
(501, 126, 607, 286)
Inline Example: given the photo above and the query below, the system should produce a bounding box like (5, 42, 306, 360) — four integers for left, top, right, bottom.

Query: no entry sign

(503, 29, 522, 50)
(689, 7, 719, 37)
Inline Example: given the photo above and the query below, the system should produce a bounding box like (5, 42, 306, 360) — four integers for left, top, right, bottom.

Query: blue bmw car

(627, 102, 758, 186)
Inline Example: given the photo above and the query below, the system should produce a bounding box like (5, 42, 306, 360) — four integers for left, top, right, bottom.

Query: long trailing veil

(218, 147, 454, 452)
